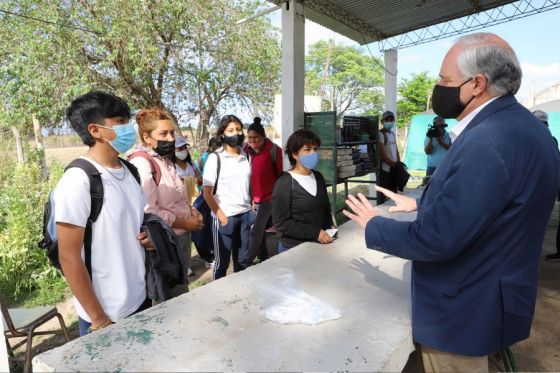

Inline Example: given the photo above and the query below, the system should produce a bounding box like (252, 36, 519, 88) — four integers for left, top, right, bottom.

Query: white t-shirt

(288, 171, 317, 196)
(379, 131, 398, 173)
(54, 157, 147, 322)
(176, 162, 196, 179)
(202, 148, 251, 217)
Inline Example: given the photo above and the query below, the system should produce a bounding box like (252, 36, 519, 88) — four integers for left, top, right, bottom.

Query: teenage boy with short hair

(55, 91, 151, 336)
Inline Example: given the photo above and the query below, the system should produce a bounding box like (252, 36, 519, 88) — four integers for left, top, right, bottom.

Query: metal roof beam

(378, 0, 560, 50)
(303, 0, 387, 41)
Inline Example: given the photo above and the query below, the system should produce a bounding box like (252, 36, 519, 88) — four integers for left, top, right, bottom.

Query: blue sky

(268, 6, 560, 104)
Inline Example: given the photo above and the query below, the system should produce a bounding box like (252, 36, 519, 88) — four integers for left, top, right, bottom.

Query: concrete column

(281, 0, 305, 170)
(372, 49, 398, 199)
(384, 49, 398, 123)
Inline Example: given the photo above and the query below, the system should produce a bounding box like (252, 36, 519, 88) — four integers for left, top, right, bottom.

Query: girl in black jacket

(272, 129, 334, 252)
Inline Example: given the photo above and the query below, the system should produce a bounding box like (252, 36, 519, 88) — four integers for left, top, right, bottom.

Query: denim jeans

(78, 297, 152, 336)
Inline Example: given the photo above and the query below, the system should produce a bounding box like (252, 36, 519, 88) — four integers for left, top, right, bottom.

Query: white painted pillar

(281, 0, 305, 170)
(372, 49, 399, 199)
(384, 49, 398, 123)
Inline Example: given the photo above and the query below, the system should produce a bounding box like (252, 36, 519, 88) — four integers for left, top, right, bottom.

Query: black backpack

(39, 158, 140, 277)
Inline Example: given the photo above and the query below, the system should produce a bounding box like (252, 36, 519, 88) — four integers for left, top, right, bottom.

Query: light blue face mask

(98, 123, 137, 154)
(383, 122, 395, 130)
(300, 152, 320, 170)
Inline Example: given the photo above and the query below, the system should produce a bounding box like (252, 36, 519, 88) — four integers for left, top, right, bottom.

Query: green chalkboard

(304, 111, 337, 183)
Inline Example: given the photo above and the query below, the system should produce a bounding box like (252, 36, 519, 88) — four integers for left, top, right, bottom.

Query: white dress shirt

(450, 96, 500, 143)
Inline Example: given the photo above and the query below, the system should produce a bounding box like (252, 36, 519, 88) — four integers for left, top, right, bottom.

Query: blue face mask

(383, 122, 395, 130)
(299, 152, 320, 170)
(98, 123, 137, 154)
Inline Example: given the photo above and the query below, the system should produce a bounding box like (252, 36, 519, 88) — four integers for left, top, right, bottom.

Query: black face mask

(153, 140, 175, 157)
(223, 133, 244, 147)
(431, 78, 474, 119)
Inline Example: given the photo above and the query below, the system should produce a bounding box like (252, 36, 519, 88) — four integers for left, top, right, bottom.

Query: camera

(426, 124, 439, 138)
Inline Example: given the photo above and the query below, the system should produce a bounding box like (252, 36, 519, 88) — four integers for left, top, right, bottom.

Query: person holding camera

(424, 116, 451, 176)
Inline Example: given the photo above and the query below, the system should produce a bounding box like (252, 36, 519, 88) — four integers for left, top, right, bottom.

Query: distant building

(522, 81, 560, 108)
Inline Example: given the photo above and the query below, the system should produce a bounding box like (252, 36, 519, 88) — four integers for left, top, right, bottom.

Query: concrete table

(34, 190, 421, 372)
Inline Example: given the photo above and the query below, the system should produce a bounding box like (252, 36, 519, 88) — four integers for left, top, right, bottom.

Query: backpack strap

(210, 152, 221, 195)
(120, 157, 141, 185)
(65, 159, 104, 279)
(127, 151, 162, 186)
(381, 131, 388, 145)
(269, 143, 279, 178)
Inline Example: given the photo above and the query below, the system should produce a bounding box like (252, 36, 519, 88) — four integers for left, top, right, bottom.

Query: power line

(0, 8, 101, 35)
(359, 30, 396, 77)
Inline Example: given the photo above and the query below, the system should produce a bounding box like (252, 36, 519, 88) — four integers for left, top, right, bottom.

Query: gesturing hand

(375, 186, 417, 213)
(343, 193, 379, 229)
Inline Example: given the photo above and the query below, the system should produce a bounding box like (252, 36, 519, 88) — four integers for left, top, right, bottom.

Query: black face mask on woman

(153, 139, 175, 157)
(431, 77, 475, 119)
(223, 133, 244, 147)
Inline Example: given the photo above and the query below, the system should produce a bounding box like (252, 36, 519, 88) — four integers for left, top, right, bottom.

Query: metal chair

(1, 295, 70, 372)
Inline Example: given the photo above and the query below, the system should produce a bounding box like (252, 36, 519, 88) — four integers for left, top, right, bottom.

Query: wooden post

(32, 114, 48, 178)
(11, 126, 24, 163)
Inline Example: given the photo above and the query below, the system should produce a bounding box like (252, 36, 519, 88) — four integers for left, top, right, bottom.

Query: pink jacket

(129, 147, 191, 235)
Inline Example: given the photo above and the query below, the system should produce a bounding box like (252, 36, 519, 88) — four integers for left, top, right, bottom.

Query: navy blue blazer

(365, 95, 560, 356)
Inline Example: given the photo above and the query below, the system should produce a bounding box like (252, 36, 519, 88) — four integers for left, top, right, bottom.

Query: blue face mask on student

(98, 123, 137, 154)
(383, 122, 395, 130)
(300, 152, 320, 170)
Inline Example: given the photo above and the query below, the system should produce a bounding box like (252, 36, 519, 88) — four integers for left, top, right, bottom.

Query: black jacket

(272, 171, 332, 249)
(142, 213, 188, 302)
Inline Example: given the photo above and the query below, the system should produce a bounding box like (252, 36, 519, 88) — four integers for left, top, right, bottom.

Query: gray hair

(456, 33, 522, 96)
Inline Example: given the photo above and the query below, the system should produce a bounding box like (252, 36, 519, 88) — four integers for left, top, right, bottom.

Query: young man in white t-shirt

(377, 110, 400, 204)
(55, 91, 152, 336)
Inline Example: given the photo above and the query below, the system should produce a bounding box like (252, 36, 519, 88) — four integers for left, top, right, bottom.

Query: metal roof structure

(270, 0, 560, 50)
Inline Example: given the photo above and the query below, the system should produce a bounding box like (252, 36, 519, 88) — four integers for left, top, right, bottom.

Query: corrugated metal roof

(271, 0, 519, 45)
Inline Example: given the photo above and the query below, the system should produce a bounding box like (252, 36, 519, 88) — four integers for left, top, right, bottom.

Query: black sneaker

(545, 253, 560, 262)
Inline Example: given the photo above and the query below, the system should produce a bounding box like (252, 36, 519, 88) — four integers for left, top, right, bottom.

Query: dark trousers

(277, 240, 289, 253)
(556, 207, 560, 254)
(212, 210, 255, 280)
(377, 169, 398, 204)
(78, 297, 152, 336)
(247, 200, 273, 263)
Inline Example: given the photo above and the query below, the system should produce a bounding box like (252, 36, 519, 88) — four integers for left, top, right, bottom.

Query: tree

(0, 0, 280, 146)
(305, 40, 384, 119)
(397, 72, 438, 127)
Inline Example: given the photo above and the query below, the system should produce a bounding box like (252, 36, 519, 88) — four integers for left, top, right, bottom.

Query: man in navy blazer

(344, 33, 560, 372)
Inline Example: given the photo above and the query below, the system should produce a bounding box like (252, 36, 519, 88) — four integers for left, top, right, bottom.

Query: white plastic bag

(249, 268, 342, 325)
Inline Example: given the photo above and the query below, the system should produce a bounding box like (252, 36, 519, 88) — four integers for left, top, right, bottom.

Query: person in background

(424, 116, 452, 176)
(243, 117, 283, 263)
(55, 91, 152, 336)
(344, 32, 560, 372)
(534, 110, 560, 262)
(272, 129, 334, 252)
(198, 137, 219, 174)
(377, 110, 400, 204)
(129, 108, 203, 284)
(202, 115, 254, 279)
(175, 136, 202, 206)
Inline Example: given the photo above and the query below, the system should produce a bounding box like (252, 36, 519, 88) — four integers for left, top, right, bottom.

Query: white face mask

(175, 150, 188, 160)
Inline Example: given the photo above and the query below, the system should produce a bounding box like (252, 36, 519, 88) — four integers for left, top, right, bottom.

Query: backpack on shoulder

(127, 150, 161, 185)
(39, 158, 140, 277)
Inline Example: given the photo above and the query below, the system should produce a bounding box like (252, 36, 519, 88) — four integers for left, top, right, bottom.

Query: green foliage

(0, 0, 281, 147)
(305, 40, 384, 119)
(397, 72, 438, 127)
(0, 158, 67, 305)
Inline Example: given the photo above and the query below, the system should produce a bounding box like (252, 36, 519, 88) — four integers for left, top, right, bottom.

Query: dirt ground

(9, 204, 560, 372)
